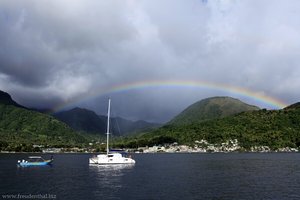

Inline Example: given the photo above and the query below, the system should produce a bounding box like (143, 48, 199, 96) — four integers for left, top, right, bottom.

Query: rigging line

(111, 107, 122, 136)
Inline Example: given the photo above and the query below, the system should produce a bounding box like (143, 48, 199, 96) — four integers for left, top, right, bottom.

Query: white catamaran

(89, 99, 136, 165)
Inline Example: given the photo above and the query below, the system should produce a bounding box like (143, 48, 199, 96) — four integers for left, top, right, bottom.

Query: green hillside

(2, 89, 299, 152)
(152, 108, 300, 148)
(53, 107, 160, 136)
(53, 107, 107, 134)
(168, 96, 259, 125)
(116, 101, 300, 150)
(0, 104, 87, 151)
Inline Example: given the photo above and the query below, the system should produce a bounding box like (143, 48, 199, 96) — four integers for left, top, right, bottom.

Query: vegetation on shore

(168, 96, 259, 125)
(0, 104, 88, 152)
(113, 102, 300, 151)
(1, 90, 300, 152)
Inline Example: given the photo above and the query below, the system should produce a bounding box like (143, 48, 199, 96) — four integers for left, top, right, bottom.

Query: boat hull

(89, 153, 135, 165)
(18, 160, 53, 167)
(89, 159, 136, 165)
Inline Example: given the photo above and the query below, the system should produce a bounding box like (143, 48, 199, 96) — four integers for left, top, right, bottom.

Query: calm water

(1, 153, 300, 200)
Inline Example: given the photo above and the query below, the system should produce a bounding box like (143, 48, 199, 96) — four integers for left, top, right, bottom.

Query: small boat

(89, 99, 135, 165)
(89, 150, 135, 165)
(17, 156, 53, 167)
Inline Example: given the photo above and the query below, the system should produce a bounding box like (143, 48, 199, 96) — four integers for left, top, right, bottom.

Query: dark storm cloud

(0, 0, 138, 103)
(1, 0, 300, 122)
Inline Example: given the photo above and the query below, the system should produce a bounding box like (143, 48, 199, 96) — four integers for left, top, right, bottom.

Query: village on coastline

(134, 139, 299, 153)
(1, 139, 298, 154)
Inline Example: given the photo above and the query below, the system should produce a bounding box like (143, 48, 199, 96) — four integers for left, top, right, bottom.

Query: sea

(1, 153, 300, 200)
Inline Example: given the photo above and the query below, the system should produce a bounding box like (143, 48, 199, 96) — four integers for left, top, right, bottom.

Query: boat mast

(106, 98, 111, 155)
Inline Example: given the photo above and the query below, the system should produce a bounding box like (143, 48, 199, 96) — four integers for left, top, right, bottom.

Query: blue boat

(17, 156, 53, 167)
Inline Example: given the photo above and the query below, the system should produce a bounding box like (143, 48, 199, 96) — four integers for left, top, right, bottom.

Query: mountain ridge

(2, 89, 300, 151)
(0, 90, 87, 151)
(53, 107, 107, 134)
(0, 104, 87, 150)
(53, 107, 161, 135)
(168, 96, 260, 125)
(0, 90, 26, 109)
(116, 98, 300, 150)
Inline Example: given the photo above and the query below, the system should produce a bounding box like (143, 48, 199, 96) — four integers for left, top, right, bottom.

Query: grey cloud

(140, 0, 210, 56)
(1, 0, 300, 122)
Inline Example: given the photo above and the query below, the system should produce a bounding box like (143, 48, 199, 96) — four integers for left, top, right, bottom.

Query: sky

(1, 0, 300, 123)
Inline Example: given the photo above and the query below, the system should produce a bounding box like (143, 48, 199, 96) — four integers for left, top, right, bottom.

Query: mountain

(0, 91, 87, 151)
(53, 107, 160, 135)
(284, 102, 300, 110)
(126, 101, 300, 150)
(168, 96, 260, 125)
(53, 107, 107, 134)
(110, 117, 161, 135)
(0, 90, 25, 108)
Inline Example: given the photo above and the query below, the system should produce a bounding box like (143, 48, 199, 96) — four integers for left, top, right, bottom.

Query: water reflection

(16, 164, 53, 176)
(89, 164, 135, 199)
(89, 164, 134, 182)
(89, 164, 135, 172)
(17, 164, 53, 169)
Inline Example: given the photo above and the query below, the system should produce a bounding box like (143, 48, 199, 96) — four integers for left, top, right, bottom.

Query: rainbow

(53, 80, 288, 112)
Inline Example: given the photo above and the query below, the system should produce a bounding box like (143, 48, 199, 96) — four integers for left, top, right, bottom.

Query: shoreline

(1, 150, 299, 154)
(1, 140, 298, 154)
